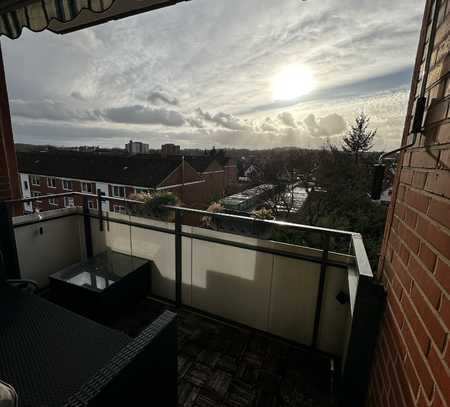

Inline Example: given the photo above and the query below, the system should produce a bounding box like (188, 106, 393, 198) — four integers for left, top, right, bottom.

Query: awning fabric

(0, 0, 185, 39)
(0, 0, 115, 39)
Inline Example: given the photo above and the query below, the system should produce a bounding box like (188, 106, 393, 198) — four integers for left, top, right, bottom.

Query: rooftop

(17, 151, 234, 188)
(222, 184, 275, 211)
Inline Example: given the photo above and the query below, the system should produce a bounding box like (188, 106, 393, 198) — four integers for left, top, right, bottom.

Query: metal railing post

(97, 189, 104, 231)
(175, 209, 182, 307)
(312, 234, 330, 349)
(83, 196, 93, 258)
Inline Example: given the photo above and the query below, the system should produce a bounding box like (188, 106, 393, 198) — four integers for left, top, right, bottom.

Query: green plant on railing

(130, 191, 180, 222)
(252, 208, 274, 220)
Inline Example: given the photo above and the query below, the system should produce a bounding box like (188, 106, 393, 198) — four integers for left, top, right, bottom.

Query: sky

(2, 0, 425, 151)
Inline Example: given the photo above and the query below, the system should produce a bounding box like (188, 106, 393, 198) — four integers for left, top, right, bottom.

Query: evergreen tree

(342, 113, 376, 164)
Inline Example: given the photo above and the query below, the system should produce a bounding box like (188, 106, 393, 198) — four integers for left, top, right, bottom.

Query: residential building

(161, 143, 180, 157)
(17, 151, 237, 213)
(125, 140, 149, 154)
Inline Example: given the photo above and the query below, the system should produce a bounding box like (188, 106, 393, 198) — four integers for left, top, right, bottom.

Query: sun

(272, 64, 316, 101)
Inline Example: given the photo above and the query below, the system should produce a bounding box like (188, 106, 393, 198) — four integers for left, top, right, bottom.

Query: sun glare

(272, 64, 316, 101)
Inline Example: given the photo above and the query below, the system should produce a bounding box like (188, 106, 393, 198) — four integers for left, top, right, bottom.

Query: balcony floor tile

(107, 299, 335, 407)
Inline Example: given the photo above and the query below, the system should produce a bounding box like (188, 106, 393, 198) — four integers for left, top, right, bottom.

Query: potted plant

(130, 191, 180, 222)
(251, 208, 275, 239)
(202, 202, 224, 229)
(202, 203, 274, 240)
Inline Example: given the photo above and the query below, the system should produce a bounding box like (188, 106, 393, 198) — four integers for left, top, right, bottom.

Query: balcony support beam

(175, 209, 182, 307)
(83, 196, 93, 259)
(312, 235, 329, 349)
(97, 189, 104, 232)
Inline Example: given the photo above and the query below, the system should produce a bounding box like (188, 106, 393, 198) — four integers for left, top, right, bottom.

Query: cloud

(304, 113, 346, 137)
(11, 99, 99, 122)
(101, 105, 186, 126)
(70, 91, 87, 101)
(278, 112, 297, 128)
(196, 109, 251, 131)
(260, 117, 278, 132)
(2, 0, 423, 151)
(147, 89, 179, 106)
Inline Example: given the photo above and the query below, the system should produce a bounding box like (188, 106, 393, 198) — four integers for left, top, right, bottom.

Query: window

(48, 198, 58, 206)
(135, 188, 150, 194)
(23, 181, 29, 190)
(30, 176, 40, 186)
(63, 180, 72, 190)
(81, 182, 94, 193)
(113, 205, 126, 214)
(88, 200, 97, 210)
(47, 177, 57, 188)
(64, 197, 75, 208)
(31, 191, 42, 202)
(112, 185, 126, 198)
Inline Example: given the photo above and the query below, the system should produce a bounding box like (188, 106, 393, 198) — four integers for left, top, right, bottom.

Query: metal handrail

(7, 193, 354, 236)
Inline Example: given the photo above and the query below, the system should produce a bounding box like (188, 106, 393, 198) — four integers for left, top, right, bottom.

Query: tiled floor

(110, 299, 336, 407)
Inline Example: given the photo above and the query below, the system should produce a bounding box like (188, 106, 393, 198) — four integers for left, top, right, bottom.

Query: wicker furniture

(0, 283, 177, 406)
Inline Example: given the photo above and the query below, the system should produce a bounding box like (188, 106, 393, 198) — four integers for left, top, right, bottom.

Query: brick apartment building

(17, 151, 237, 213)
(366, 0, 450, 406)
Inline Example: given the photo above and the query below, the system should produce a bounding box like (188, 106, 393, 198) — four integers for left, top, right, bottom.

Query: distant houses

(17, 148, 237, 214)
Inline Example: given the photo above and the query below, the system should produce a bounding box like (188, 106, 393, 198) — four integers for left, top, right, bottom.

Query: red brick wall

(202, 161, 225, 202)
(224, 164, 238, 189)
(367, 1, 450, 406)
(159, 162, 223, 208)
(0, 44, 19, 203)
(28, 177, 94, 211)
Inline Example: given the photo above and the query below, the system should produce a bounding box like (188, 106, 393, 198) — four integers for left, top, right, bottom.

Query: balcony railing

(3, 191, 385, 406)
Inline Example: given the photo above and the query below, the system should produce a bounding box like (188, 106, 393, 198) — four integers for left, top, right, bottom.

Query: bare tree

(342, 113, 376, 164)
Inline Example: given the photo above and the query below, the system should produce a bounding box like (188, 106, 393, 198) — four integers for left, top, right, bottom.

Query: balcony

(1, 192, 384, 406)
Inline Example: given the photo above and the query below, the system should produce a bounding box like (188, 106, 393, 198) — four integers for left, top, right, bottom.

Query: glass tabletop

(50, 251, 148, 292)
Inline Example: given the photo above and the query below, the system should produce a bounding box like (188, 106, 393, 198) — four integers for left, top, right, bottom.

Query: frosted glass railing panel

(316, 266, 351, 356)
(190, 232, 273, 331)
(130, 222, 175, 301)
(268, 257, 321, 345)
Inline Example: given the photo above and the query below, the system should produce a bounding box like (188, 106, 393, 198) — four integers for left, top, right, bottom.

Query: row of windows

(28, 176, 73, 190)
(25, 175, 145, 197)
(30, 196, 96, 209)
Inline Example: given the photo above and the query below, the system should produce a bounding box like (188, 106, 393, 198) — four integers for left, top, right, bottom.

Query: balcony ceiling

(0, 0, 189, 39)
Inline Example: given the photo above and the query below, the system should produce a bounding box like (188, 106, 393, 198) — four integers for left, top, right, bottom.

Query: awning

(0, 0, 187, 39)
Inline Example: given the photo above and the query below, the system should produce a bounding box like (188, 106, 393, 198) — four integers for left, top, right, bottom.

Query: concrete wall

(367, 1, 450, 406)
(13, 208, 85, 287)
